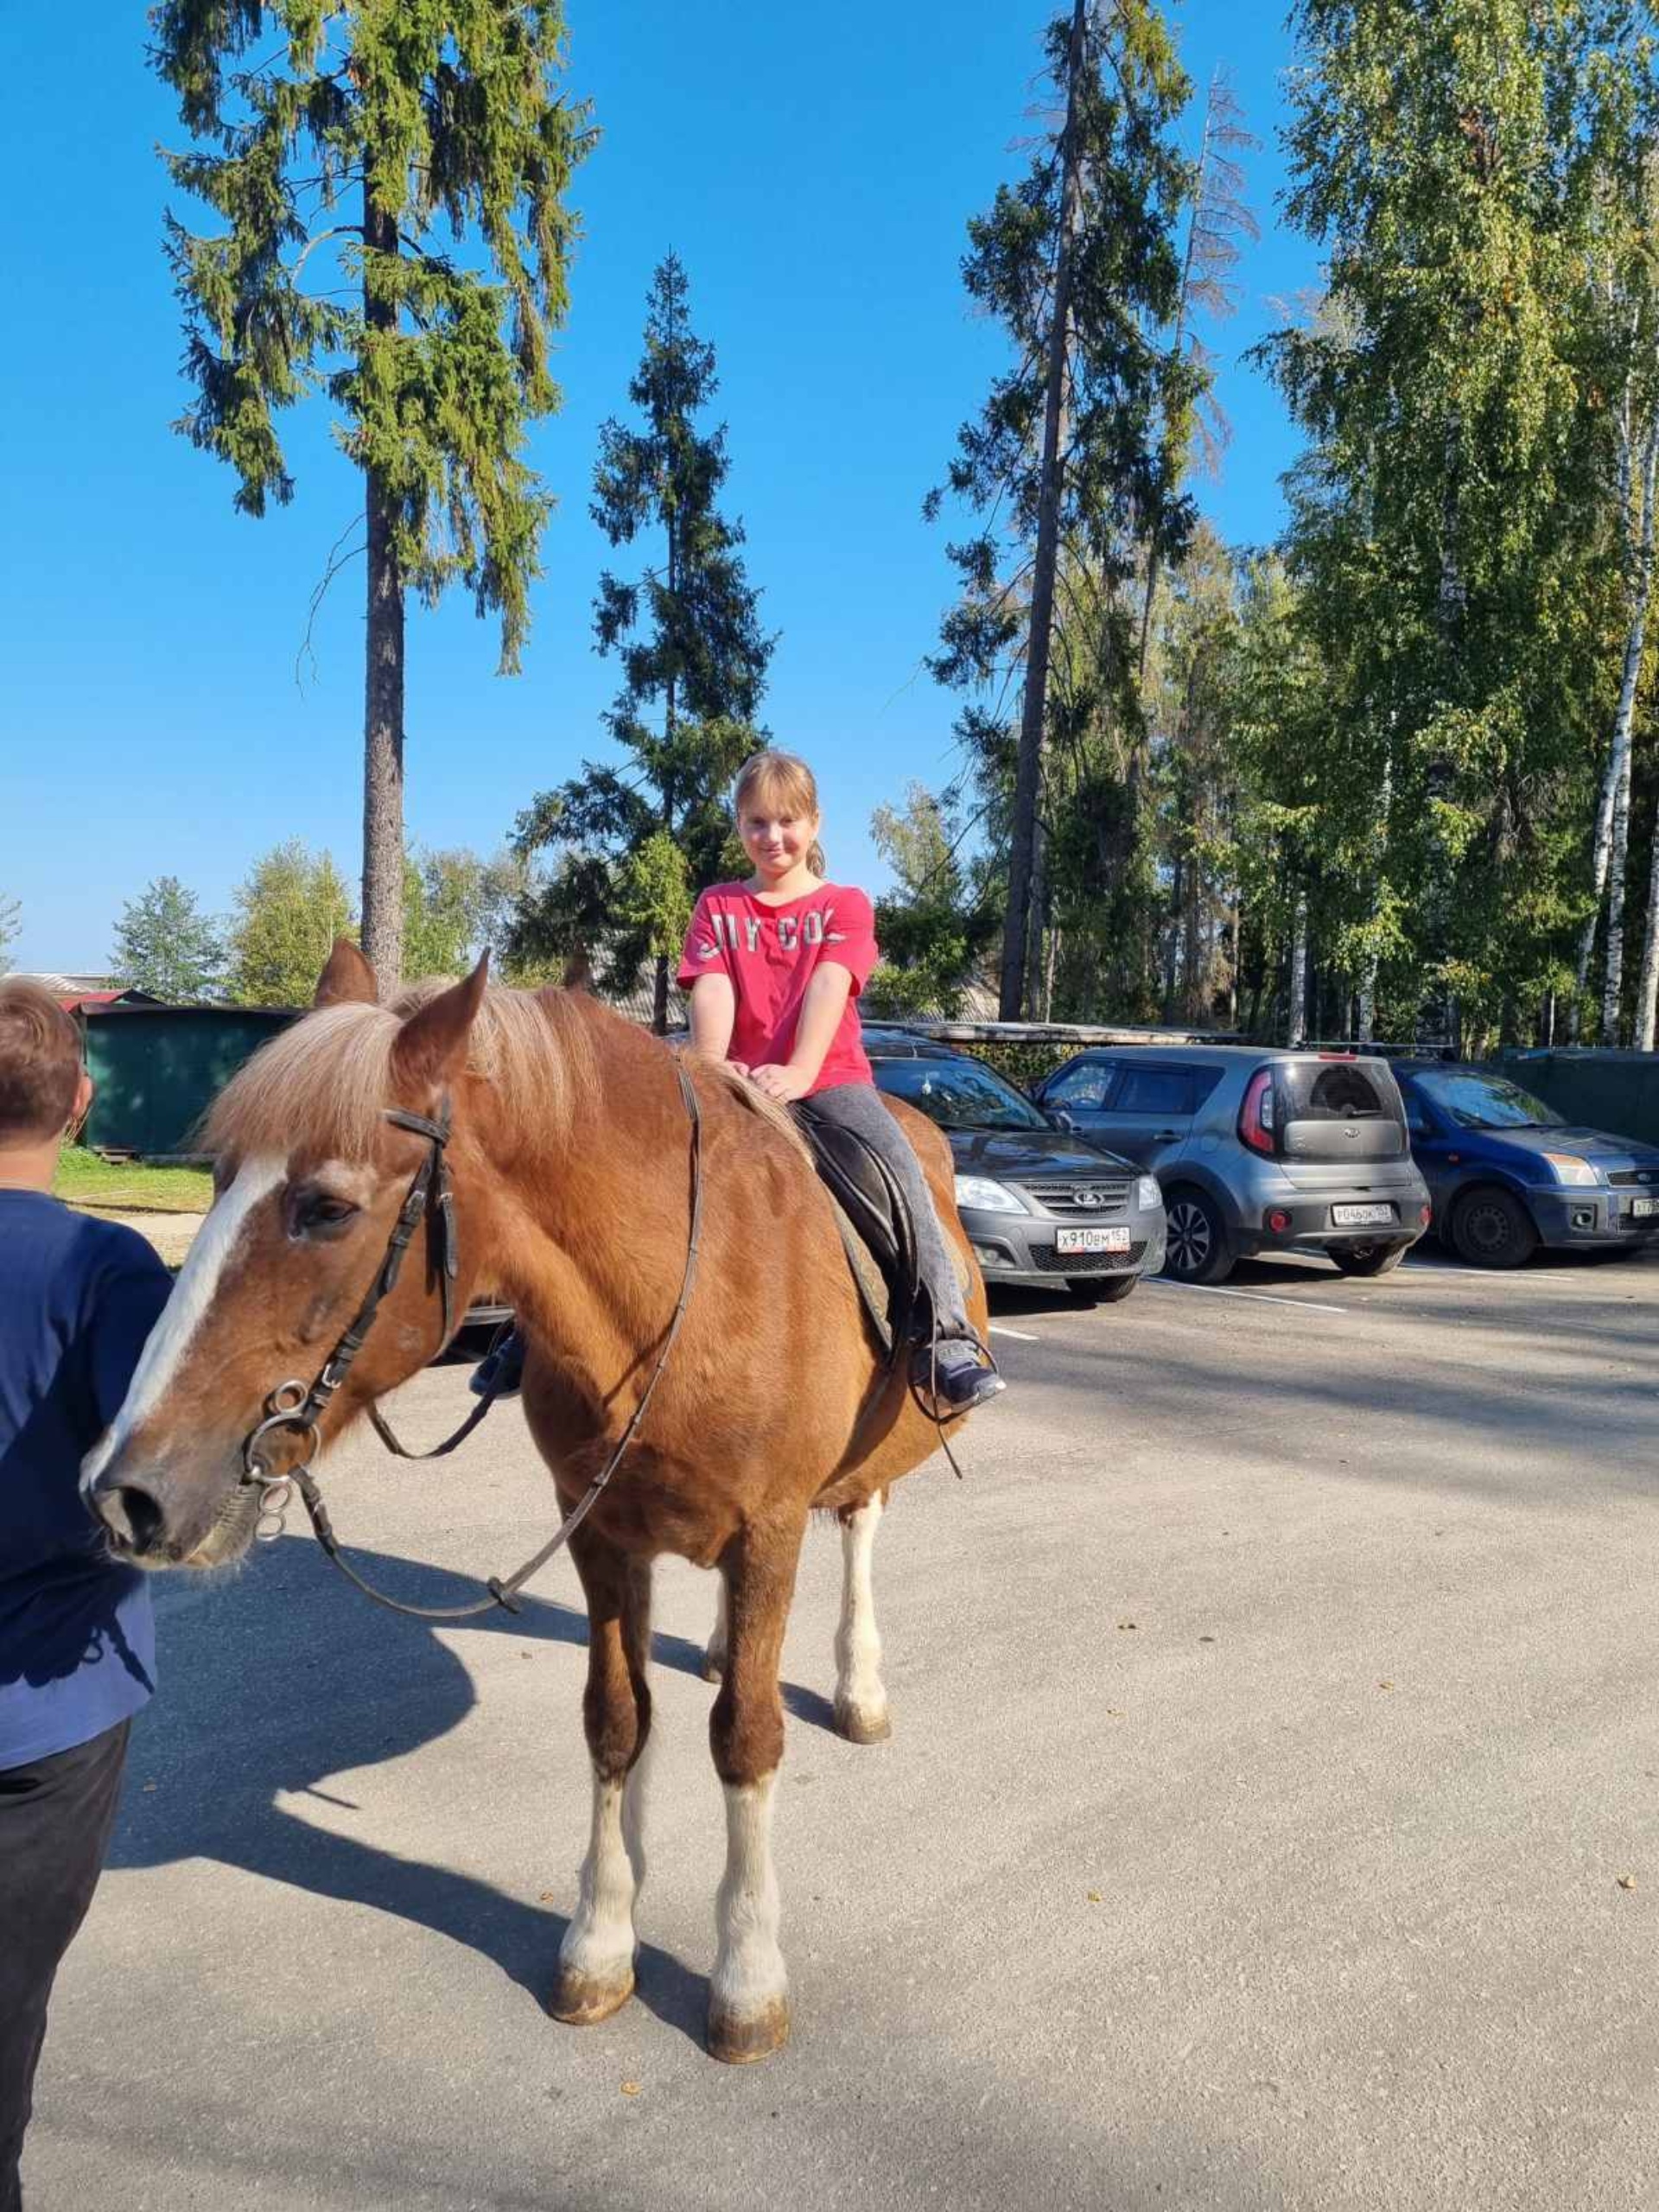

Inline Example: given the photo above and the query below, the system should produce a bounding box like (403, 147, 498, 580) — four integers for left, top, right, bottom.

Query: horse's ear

(315, 938, 378, 1008)
(389, 954, 490, 1096)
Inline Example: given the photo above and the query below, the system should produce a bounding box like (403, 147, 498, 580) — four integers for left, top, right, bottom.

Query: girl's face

(739, 794, 819, 886)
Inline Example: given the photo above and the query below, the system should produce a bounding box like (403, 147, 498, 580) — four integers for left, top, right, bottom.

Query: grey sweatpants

(808, 1081, 971, 1339)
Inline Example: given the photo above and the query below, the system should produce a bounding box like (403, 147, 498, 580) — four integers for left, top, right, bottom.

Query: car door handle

(1154, 1129, 1180, 1141)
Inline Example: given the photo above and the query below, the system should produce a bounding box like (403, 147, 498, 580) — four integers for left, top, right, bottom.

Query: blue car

(1395, 1061, 1659, 1268)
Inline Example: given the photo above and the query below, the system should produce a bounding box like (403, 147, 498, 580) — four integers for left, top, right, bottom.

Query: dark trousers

(0, 1720, 131, 2212)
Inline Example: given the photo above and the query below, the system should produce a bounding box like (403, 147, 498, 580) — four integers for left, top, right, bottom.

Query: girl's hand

(728, 1059, 751, 1078)
(749, 1064, 811, 1104)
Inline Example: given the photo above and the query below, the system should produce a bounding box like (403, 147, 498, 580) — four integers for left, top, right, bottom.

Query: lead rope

(261, 1065, 705, 1623)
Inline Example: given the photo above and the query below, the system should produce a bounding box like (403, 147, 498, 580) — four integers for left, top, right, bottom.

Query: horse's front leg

(834, 1489, 891, 1743)
(551, 1529, 652, 2028)
(706, 1512, 805, 2064)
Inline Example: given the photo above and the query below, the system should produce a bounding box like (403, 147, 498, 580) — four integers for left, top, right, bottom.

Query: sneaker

(468, 1329, 526, 1401)
(910, 1338, 1006, 1417)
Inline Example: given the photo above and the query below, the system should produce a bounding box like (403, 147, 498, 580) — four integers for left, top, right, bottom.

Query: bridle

(237, 1065, 705, 1622)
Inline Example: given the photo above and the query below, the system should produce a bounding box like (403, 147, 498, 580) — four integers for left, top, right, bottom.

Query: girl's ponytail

(807, 839, 828, 877)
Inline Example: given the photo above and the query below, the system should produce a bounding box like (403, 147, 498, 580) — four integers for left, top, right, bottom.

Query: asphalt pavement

(27, 1243, 1659, 2211)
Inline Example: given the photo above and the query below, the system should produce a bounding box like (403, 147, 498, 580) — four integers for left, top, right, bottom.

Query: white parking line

(1147, 1280, 1349, 1317)
(988, 1324, 1041, 1343)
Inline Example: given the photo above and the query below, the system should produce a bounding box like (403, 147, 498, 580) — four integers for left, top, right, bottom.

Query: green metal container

(80, 1006, 299, 1156)
(1497, 1049, 1659, 1150)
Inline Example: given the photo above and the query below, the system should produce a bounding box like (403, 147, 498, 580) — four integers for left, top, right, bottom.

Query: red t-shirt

(677, 880, 880, 1093)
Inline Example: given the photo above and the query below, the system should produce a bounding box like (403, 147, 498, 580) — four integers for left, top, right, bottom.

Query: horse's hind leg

(551, 1529, 652, 2028)
(706, 1513, 804, 2064)
(834, 1490, 891, 1745)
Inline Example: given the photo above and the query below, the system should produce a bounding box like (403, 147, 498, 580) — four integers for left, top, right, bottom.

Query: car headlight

(1543, 1152, 1599, 1187)
(954, 1174, 1030, 1215)
(1135, 1175, 1161, 1211)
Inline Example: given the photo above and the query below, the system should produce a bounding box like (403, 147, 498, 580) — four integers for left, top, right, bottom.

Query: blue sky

(1, 2, 1316, 974)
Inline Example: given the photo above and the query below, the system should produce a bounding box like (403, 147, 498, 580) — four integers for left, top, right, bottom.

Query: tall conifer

(152, 3, 591, 994)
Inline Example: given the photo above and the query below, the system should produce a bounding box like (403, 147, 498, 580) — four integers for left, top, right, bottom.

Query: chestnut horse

(83, 942, 988, 2063)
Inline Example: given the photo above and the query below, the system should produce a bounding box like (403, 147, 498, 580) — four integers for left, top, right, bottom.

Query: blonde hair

(734, 748, 827, 877)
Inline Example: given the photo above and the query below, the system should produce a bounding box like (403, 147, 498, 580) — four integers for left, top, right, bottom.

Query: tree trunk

(999, 0, 1086, 1021)
(359, 187, 405, 995)
(1599, 419, 1659, 1046)
(1287, 891, 1307, 1046)
(1162, 852, 1182, 1021)
(1637, 817, 1659, 1050)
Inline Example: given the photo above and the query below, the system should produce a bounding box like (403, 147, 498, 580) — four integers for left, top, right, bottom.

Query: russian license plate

(1331, 1203, 1395, 1228)
(1056, 1225, 1131, 1255)
(1631, 1197, 1656, 1218)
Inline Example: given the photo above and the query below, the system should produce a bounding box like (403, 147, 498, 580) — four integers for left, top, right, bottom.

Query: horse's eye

(290, 1190, 360, 1238)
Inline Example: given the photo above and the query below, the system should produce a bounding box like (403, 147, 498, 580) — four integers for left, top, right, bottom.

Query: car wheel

(1330, 1243, 1406, 1277)
(1161, 1187, 1231, 1285)
(1451, 1185, 1538, 1268)
(1070, 1274, 1137, 1303)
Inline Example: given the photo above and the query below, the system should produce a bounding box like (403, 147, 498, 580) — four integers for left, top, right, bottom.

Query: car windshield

(872, 1056, 1049, 1132)
(1413, 1071, 1566, 1130)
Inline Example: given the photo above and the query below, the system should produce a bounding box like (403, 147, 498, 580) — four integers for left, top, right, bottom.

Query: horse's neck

(467, 1023, 695, 1349)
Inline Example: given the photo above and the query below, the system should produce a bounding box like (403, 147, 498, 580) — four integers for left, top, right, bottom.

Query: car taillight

(1420, 1204, 1432, 1225)
(1239, 1068, 1276, 1156)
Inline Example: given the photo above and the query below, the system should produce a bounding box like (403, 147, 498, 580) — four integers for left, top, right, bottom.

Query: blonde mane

(203, 982, 601, 1160)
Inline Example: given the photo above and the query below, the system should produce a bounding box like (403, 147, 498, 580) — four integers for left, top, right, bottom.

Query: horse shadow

(107, 1535, 836, 2048)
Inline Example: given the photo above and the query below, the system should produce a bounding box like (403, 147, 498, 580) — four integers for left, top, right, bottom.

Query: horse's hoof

(708, 1996, 791, 2065)
(835, 1698, 892, 1745)
(550, 1964, 635, 2026)
(701, 1650, 725, 1683)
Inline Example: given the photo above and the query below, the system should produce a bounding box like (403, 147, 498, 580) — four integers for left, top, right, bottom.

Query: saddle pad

(825, 1191, 971, 1358)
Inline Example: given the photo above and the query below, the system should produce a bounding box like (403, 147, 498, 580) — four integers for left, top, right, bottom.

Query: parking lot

(29, 1243, 1659, 2212)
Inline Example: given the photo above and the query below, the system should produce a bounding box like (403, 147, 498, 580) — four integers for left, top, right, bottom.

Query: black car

(864, 1027, 1167, 1301)
(1395, 1061, 1659, 1267)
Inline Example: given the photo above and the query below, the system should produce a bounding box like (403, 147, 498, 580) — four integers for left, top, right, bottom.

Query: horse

(82, 940, 989, 2064)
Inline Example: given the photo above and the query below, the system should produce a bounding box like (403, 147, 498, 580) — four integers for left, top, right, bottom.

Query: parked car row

(868, 1027, 1659, 1295)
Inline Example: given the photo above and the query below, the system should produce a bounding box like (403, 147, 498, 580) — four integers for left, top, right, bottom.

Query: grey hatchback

(1031, 1046, 1432, 1284)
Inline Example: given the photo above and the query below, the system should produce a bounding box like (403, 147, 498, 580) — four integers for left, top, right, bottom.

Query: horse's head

(83, 941, 491, 1570)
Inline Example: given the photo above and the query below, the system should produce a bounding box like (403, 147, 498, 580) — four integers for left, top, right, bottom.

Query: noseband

(238, 1065, 705, 1621)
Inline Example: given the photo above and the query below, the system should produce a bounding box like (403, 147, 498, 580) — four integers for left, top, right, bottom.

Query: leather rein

(237, 1064, 705, 1622)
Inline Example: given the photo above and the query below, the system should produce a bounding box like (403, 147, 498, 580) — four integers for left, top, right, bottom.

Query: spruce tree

(927, 1, 1196, 1017)
(152, 3, 591, 995)
(511, 254, 773, 1031)
(110, 876, 225, 1002)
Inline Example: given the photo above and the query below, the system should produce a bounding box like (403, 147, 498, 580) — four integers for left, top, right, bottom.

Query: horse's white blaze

(560, 1751, 647, 1986)
(711, 1773, 785, 2019)
(81, 1155, 284, 1489)
(835, 1494, 887, 1731)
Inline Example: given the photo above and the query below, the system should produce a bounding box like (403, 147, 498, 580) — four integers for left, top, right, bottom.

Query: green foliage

(226, 838, 356, 1006)
(510, 255, 772, 1026)
(866, 784, 999, 1018)
(926, 1, 1207, 1018)
(152, 0, 593, 673)
(944, 1038, 1076, 1092)
(110, 876, 225, 1002)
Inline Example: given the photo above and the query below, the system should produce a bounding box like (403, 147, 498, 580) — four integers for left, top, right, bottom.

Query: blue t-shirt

(0, 1190, 173, 1767)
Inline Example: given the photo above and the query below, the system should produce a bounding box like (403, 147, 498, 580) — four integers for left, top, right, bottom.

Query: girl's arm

(751, 964, 854, 1103)
(687, 974, 741, 1066)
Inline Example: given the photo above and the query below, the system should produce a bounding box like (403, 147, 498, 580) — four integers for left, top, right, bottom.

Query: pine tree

(926, 1, 1197, 1017)
(153, 3, 592, 995)
(110, 876, 225, 1002)
(226, 841, 356, 1007)
(511, 255, 773, 1031)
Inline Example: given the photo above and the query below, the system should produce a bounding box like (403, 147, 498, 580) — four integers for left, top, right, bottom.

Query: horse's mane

(202, 978, 809, 1165)
(203, 982, 599, 1160)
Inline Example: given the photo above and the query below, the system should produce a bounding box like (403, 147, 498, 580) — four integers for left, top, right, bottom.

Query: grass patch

(54, 1149, 213, 1214)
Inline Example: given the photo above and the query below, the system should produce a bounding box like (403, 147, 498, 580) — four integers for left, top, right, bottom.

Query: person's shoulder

(822, 883, 874, 920)
(68, 1212, 174, 1293)
(698, 880, 747, 903)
